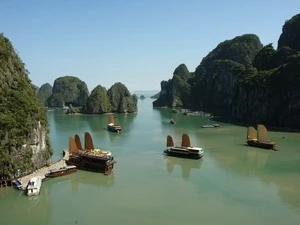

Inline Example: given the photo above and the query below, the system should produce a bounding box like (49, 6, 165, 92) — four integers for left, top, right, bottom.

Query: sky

(1, 0, 299, 93)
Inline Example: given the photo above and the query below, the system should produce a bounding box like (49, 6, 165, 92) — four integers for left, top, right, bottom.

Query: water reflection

(211, 146, 300, 211)
(70, 171, 115, 192)
(246, 149, 269, 169)
(164, 156, 202, 179)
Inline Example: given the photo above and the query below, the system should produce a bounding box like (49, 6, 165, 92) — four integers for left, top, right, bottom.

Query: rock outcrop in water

(154, 14, 300, 128)
(81, 85, 111, 114)
(0, 33, 52, 178)
(82, 82, 137, 114)
(37, 83, 52, 106)
(47, 76, 89, 107)
(153, 64, 193, 108)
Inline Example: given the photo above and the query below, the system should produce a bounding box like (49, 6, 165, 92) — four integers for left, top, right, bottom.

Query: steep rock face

(252, 44, 297, 70)
(233, 53, 300, 128)
(190, 34, 262, 115)
(201, 34, 263, 67)
(47, 76, 89, 107)
(153, 64, 193, 108)
(0, 34, 52, 178)
(107, 82, 137, 113)
(278, 13, 300, 51)
(153, 15, 300, 128)
(37, 83, 52, 106)
(231, 14, 300, 128)
(81, 85, 111, 114)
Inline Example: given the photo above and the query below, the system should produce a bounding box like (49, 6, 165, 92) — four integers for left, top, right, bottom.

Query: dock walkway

(18, 150, 69, 190)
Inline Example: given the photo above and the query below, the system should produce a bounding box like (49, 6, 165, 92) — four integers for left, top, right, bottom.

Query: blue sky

(1, 0, 299, 92)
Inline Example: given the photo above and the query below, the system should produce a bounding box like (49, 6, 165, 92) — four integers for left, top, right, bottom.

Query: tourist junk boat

(66, 132, 116, 175)
(107, 114, 122, 133)
(45, 165, 77, 178)
(27, 176, 42, 196)
(164, 134, 204, 159)
(246, 124, 277, 150)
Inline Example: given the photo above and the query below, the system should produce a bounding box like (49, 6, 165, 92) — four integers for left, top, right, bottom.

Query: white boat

(27, 176, 42, 196)
(164, 134, 204, 159)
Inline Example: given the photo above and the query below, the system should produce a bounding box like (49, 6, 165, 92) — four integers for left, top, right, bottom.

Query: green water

(1, 97, 300, 225)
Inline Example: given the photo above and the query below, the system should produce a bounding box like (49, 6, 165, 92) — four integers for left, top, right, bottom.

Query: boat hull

(45, 167, 77, 178)
(247, 140, 276, 150)
(164, 149, 203, 159)
(66, 156, 116, 174)
(107, 125, 121, 132)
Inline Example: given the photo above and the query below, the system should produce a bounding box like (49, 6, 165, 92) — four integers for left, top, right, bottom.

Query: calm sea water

(1, 94, 300, 225)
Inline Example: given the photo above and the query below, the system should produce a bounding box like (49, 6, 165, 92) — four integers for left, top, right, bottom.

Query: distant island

(38, 77, 138, 114)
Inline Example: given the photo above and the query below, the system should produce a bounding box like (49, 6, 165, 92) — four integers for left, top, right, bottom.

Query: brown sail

(75, 134, 83, 150)
(257, 124, 269, 142)
(84, 132, 94, 150)
(247, 127, 257, 141)
(181, 134, 191, 147)
(164, 134, 203, 159)
(108, 114, 114, 124)
(167, 135, 174, 147)
(69, 137, 79, 154)
(246, 124, 276, 150)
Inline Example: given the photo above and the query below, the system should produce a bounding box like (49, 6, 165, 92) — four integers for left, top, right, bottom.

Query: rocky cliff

(107, 82, 137, 113)
(81, 85, 111, 114)
(153, 64, 194, 108)
(82, 82, 137, 114)
(0, 34, 52, 178)
(153, 13, 300, 128)
(37, 83, 52, 106)
(232, 14, 300, 128)
(47, 76, 89, 107)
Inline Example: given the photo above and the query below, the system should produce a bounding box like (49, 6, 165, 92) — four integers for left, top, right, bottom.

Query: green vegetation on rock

(37, 83, 52, 106)
(47, 76, 89, 107)
(278, 13, 300, 51)
(153, 64, 193, 108)
(0, 33, 52, 178)
(81, 82, 137, 114)
(82, 85, 111, 114)
(153, 14, 300, 128)
(107, 82, 137, 113)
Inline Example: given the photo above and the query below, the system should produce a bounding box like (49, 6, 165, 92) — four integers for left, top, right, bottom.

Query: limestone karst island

(1, 12, 300, 225)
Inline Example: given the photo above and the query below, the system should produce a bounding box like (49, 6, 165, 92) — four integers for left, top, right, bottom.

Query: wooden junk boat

(66, 132, 116, 175)
(45, 165, 77, 178)
(164, 134, 204, 159)
(107, 114, 122, 133)
(246, 124, 277, 150)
